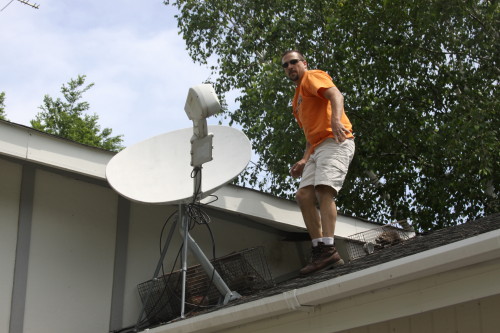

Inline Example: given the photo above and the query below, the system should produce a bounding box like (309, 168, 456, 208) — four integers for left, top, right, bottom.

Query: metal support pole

(179, 166, 241, 317)
(180, 203, 190, 318)
(179, 223, 241, 305)
(136, 161, 241, 326)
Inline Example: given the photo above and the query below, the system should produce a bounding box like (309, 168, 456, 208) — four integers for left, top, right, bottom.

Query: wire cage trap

(346, 225, 411, 261)
(137, 246, 274, 325)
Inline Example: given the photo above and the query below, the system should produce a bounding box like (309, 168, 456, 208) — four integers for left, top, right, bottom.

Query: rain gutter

(149, 228, 500, 333)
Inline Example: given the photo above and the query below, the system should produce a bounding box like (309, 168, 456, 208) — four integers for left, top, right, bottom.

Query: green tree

(166, 0, 499, 230)
(31, 75, 124, 152)
(0, 92, 7, 120)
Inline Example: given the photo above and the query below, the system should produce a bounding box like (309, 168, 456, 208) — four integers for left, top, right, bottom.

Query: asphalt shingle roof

(137, 213, 500, 331)
(208, 213, 500, 311)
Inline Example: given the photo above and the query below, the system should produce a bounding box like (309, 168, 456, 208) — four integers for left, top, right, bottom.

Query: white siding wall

(23, 170, 117, 333)
(122, 203, 179, 328)
(337, 294, 500, 333)
(0, 156, 307, 332)
(0, 159, 22, 333)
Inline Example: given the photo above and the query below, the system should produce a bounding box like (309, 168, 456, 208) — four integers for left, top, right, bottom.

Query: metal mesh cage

(213, 247, 274, 295)
(137, 274, 182, 325)
(346, 226, 411, 261)
(137, 246, 274, 325)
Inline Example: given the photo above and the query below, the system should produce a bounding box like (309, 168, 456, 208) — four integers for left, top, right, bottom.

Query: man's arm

(290, 141, 312, 178)
(322, 86, 349, 142)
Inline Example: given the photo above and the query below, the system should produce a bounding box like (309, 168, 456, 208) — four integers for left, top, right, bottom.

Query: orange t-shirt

(292, 70, 354, 151)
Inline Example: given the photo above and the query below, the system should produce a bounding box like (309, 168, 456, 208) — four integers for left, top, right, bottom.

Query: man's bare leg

(315, 185, 337, 238)
(296, 185, 322, 240)
(296, 185, 343, 275)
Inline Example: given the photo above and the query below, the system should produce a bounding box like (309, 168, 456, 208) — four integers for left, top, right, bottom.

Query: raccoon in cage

(375, 230, 403, 249)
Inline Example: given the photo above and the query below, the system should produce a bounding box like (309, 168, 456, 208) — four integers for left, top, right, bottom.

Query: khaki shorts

(299, 138, 355, 194)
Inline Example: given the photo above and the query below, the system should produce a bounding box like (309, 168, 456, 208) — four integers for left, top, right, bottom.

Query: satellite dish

(108, 85, 249, 328)
(106, 125, 251, 205)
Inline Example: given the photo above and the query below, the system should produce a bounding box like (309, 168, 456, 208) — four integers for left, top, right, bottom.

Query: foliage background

(167, 0, 499, 231)
(0, 92, 7, 120)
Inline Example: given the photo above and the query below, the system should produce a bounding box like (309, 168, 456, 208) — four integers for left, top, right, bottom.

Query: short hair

(281, 50, 305, 61)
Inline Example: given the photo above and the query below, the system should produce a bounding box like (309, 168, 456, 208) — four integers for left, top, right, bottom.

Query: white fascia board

(0, 121, 113, 179)
(336, 215, 384, 237)
(203, 185, 305, 232)
(0, 121, 31, 158)
(148, 229, 500, 333)
(204, 185, 379, 236)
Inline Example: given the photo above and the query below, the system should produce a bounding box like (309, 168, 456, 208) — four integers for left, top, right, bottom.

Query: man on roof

(282, 50, 355, 275)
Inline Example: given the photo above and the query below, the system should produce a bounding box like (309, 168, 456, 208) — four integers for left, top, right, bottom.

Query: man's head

(282, 50, 307, 83)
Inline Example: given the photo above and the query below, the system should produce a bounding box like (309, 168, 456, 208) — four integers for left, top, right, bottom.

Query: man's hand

(331, 121, 350, 143)
(290, 159, 306, 178)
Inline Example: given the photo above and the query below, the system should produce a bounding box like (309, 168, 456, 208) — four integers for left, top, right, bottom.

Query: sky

(0, 0, 231, 147)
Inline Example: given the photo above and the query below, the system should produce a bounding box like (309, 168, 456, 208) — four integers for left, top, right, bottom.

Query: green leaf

(31, 75, 124, 152)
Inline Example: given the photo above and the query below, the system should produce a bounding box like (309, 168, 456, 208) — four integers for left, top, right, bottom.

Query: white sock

(312, 238, 323, 247)
(322, 237, 334, 245)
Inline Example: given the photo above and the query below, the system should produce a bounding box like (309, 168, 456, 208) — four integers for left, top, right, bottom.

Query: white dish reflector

(106, 126, 251, 204)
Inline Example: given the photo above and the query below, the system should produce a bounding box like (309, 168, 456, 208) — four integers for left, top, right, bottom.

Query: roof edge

(149, 228, 500, 333)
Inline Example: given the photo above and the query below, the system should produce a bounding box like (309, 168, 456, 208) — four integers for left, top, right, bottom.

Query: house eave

(1, 120, 382, 236)
(0, 119, 114, 179)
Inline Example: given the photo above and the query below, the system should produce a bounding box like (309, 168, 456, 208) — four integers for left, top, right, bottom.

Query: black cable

(190, 166, 202, 204)
(187, 202, 211, 227)
(159, 211, 179, 275)
(202, 194, 219, 206)
(138, 211, 192, 328)
(176, 169, 220, 315)
(136, 247, 182, 329)
(140, 197, 219, 327)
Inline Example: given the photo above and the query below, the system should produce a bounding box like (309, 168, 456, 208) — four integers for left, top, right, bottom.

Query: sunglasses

(282, 59, 302, 68)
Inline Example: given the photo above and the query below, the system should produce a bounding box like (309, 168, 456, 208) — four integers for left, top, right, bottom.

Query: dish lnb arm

(184, 84, 221, 139)
(185, 84, 220, 167)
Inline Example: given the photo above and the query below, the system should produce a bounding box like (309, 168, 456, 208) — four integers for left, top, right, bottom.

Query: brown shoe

(300, 242, 344, 275)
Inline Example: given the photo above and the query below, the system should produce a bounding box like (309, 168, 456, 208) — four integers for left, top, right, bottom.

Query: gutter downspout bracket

(282, 289, 315, 313)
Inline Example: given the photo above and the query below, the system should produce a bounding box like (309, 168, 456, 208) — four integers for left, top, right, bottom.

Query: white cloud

(0, 0, 221, 147)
